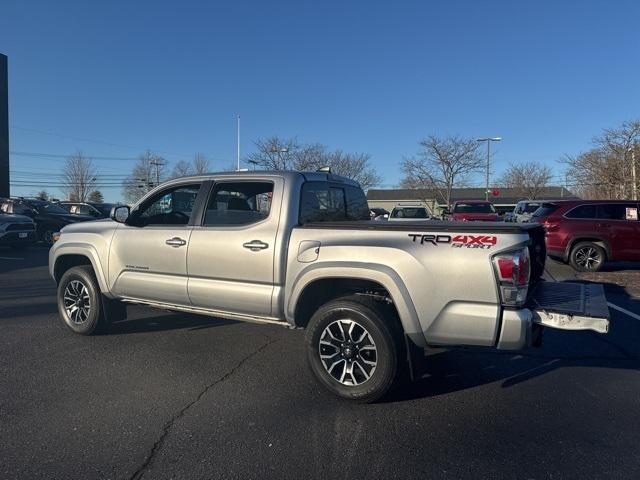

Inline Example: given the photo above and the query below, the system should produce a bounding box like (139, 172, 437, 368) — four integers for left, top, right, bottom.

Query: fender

(50, 242, 114, 298)
(286, 261, 425, 347)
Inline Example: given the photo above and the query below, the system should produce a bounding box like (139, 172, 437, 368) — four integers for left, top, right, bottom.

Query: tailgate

(528, 282, 610, 334)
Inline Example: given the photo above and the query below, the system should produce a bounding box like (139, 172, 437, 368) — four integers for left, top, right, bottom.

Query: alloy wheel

(575, 246, 602, 271)
(318, 319, 377, 386)
(63, 280, 91, 324)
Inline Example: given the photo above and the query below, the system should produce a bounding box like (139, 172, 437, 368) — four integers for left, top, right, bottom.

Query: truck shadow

(107, 312, 238, 335)
(386, 279, 640, 403)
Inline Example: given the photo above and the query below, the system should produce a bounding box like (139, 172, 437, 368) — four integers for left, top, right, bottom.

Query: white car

(388, 205, 431, 221)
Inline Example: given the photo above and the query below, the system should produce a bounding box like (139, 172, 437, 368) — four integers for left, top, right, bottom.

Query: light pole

(476, 137, 502, 200)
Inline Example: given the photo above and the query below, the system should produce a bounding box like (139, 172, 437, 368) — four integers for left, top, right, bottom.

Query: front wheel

(40, 227, 56, 246)
(305, 296, 401, 403)
(570, 242, 606, 272)
(57, 265, 110, 335)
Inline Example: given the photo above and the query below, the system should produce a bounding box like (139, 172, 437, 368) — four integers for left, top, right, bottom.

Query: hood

(49, 213, 95, 223)
(0, 213, 34, 224)
(451, 212, 500, 221)
(61, 217, 116, 233)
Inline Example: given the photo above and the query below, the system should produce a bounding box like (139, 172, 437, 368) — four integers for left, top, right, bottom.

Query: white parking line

(607, 302, 640, 322)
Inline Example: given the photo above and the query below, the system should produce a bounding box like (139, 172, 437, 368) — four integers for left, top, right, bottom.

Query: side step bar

(528, 282, 610, 334)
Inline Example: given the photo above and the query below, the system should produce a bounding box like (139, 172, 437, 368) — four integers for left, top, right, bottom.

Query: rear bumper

(496, 281, 610, 350)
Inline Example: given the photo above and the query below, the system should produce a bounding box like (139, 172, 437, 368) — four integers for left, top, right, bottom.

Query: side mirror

(111, 205, 130, 223)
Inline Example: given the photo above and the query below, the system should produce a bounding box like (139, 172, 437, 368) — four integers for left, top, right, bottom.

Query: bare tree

(563, 119, 640, 199)
(244, 137, 381, 189)
(122, 151, 167, 203)
(88, 190, 104, 203)
(246, 137, 300, 170)
(310, 150, 381, 190)
(62, 151, 97, 202)
(401, 135, 483, 207)
(171, 160, 193, 178)
(193, 153, 209, 174)
(497, 161, 553, 199)
(35, 190, 49, 200)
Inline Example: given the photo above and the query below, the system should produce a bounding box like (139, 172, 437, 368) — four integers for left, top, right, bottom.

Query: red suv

(448, 200, 500, 221)
(531, 200, 640, 271)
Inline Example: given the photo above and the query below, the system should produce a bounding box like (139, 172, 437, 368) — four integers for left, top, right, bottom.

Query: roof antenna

(316, 166, 331, 173)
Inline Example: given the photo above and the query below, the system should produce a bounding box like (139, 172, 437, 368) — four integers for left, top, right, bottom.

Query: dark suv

(531, 199, 640, 271)
(0, 198, 92, 246)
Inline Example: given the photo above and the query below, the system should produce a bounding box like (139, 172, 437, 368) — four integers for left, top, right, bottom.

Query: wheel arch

(51, 245, 111, 295)
(565, 236, 611, 262)
(287, 262, 425, 347)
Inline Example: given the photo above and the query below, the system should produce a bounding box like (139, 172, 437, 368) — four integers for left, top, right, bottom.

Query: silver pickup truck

(49, 170, 610, 402)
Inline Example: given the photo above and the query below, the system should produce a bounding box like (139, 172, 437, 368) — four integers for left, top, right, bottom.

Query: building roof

(367, 187, 578, 205)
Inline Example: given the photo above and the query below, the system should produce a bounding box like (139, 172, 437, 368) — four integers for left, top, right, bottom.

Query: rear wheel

(57, 265, 110, 335)
(570, 242, 605, 272)
(305, 295, 402, 403)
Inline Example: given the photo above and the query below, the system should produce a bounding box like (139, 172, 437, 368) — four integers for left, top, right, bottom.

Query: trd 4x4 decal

(408, 234, 497, 249)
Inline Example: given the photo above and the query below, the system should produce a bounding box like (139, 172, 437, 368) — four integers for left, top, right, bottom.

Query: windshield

(391, 207, 428, 218)
(40, 203, 71, 214)
(532, 203, 559, 218)
(453, 203, 496, 214)
(524, 204, 541, 213)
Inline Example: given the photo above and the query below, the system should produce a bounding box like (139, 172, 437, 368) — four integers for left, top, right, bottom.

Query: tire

(57, 265, 110, 335)
(570, 242, 606, 272)
(305, 295, 402, 403)
(39, 227, 55, 247)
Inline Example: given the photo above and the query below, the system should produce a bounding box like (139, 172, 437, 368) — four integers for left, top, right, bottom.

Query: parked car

(388, 204, 430, 221)
(50, 170, 610, 402)
(447, 200, 500, 221)
(0, 212, 37, 250)
(502, 211, 516, 222)
(58, 202, 117, 219)
(0, 198, 92, 246)
(370, 207, 389, 220)
(531, 199, 640, 272)
(513, 200, 542, 223)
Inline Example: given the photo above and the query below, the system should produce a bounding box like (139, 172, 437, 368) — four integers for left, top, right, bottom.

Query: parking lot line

(607, 302, 640, 322)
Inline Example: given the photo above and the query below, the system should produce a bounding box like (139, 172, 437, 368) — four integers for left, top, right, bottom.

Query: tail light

(492, 248, 530, 306)
(542, 219, 559, 231)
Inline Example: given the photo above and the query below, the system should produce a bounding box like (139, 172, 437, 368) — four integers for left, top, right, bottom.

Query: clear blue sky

(1, 0, 639, 201)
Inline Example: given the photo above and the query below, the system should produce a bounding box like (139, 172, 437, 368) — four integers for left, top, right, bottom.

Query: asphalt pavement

(1, 247, 639, 479)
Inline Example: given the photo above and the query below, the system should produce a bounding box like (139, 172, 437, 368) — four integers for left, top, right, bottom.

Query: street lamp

(476, 137, 502, 201)
(270, 147, 289, 168)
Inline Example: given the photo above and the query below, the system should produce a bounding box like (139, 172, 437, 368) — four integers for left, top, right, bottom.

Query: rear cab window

(532, 203, 560, 218)
(300, 181, 369, 223)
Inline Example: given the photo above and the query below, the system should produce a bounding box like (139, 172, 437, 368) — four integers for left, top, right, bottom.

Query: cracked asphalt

(1, 248, 639, 479)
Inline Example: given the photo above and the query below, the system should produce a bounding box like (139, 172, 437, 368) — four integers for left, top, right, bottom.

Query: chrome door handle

(166, 237, 187, 247)
(243, 240, 269, 251)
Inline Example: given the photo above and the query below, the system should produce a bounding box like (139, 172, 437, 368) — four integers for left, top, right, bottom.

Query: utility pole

(476, 137, 502, 201)
(150, 158, 164, 187)
(237, 115, 241, 171)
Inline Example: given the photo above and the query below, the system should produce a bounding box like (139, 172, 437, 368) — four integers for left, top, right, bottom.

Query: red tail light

(493, 248, 530, 306)
(542, 220, 559, 231)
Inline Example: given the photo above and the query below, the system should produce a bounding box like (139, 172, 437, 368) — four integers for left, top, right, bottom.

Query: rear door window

(565, 204, 597, 219)
(597, 203, 638, 221)
(345, 185, 370, 220)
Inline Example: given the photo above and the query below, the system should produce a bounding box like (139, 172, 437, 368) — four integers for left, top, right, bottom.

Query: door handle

(243, 240, 269, 251)
(166, 237, 187, 247)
